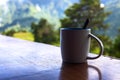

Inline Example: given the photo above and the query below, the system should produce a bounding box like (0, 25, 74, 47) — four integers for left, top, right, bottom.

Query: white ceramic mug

(60, 28, 104, 63)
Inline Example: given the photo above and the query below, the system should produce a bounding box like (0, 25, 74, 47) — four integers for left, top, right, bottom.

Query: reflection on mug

(59, 62, 102, 80)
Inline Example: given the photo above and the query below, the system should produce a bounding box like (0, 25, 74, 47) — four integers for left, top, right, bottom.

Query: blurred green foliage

(90, 34, 113, 56)
(13, 32, 34, 41)
(31, 18, 59, 45)
(60, 0, 110, 32)
(108, 30, 120, 58)
(2, 24, 33, 41)
(2, 25, 21, 36)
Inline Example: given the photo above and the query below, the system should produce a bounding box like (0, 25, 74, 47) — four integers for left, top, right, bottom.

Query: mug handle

(87, 33, 104, 59)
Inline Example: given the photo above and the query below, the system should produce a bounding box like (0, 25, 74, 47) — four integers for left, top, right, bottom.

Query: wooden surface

(0, 35, 120, 80)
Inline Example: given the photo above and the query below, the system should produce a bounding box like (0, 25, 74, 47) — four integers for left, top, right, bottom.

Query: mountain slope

(0, 0, 120, 38)
(103, 0, 120, 37)
(0, 0, 79, 31)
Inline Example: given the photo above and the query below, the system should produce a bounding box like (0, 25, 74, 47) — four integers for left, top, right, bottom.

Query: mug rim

(61, 28, 90, 30)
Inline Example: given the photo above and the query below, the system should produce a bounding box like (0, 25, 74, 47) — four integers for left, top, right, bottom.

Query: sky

(0, 0, 8, 5)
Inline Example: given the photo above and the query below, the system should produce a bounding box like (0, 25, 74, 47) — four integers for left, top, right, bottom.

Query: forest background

(0, 0, 120, 58)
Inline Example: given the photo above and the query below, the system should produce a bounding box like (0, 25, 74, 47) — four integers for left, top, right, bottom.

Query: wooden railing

(0, 35, 120, 80)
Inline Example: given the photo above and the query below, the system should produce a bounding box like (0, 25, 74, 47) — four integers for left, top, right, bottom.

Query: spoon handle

(83, 18, 89, 29)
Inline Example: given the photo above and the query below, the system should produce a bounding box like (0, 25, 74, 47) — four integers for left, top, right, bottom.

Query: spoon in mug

(83, 18, 89, 29)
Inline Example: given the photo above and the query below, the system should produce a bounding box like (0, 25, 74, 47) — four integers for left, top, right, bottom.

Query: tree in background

(60, 0, 112, 56)
(60, 0, 110, 31)
(2, 24, 34, 41)
(109, 29, 120, 58)
(2, 24, 21, 36)
(31, 18, 59, 45)
(2, 29, 16, 36)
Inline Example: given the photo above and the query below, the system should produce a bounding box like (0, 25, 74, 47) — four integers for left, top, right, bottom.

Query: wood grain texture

(0, 35, 120, 80)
